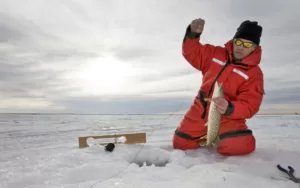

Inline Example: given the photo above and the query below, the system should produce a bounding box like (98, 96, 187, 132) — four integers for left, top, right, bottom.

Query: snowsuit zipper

(199, 60, 230, 119)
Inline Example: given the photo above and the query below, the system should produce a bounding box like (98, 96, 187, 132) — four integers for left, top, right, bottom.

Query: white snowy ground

(1, 114, 300, 188)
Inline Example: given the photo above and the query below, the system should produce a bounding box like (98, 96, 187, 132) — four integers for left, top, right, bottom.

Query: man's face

(232, 38, 257, 60)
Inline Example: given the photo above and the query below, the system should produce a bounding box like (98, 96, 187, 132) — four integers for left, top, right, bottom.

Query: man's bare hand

(212, 97, 229, 114)
(190, 18, 205, 33)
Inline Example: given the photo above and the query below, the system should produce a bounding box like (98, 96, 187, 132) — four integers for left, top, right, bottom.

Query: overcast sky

(0, 0, 299, 114)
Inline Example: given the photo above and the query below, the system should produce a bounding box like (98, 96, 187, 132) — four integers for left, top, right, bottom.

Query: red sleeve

(182, 26, 218, 74)
(224, 74, 265, 119)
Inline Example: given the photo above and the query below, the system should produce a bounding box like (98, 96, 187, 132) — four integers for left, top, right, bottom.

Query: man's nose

(237, 45, 244, 50)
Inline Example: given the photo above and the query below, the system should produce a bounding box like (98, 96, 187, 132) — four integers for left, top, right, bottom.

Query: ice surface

(1, 114, 300, 188)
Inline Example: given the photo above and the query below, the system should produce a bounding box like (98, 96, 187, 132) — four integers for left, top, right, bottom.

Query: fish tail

(212, 136, 221, 148)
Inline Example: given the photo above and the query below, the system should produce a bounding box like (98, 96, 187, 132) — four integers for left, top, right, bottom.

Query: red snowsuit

(173, 25, 265, 156)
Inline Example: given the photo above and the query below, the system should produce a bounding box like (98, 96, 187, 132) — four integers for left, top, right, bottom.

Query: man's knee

(172, 135, 200, 150)
(217, 129, 256, 156)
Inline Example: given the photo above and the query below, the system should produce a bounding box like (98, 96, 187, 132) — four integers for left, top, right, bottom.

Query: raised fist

(190, 18, 205, 33)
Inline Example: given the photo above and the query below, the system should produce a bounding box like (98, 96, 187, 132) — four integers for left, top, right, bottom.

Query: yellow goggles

(234, 39, 254, 48)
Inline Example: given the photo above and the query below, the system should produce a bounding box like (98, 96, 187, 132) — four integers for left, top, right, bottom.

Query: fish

(199, 81, 224, 147)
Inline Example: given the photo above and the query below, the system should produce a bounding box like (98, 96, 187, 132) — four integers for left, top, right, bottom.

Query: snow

(1, 114, 300, 188)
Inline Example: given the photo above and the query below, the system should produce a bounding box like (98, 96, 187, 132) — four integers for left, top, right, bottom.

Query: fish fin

(199, 141, 206, 147)
(200, 135, 207, 139)
(204, 98, 211, 102)
(198, 135, 207, 146)
(204, 121, 208, 126)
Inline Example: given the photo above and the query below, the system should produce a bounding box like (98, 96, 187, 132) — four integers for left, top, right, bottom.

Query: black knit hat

(233, 20, 263, 45)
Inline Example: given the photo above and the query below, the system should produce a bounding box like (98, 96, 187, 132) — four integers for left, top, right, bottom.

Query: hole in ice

(130, 158, 170, 167)
(126, 148, 170, 167)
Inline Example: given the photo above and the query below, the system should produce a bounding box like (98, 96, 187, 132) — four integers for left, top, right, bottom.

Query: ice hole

(126, 148, 170, 167)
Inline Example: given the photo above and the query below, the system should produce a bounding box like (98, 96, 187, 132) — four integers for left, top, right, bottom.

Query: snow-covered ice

(1, 114, 300, 188)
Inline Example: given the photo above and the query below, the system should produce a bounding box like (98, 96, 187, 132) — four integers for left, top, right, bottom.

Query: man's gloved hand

(190, 18, 205, 33)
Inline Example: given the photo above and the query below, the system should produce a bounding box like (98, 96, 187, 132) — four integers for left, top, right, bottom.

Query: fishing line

(87, 68, 196, 188)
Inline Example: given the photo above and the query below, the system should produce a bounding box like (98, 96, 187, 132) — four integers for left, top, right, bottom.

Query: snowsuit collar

(224, 40, 262, 69)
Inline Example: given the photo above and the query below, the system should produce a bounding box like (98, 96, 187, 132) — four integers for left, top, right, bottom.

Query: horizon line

(0, 112, 299, 115)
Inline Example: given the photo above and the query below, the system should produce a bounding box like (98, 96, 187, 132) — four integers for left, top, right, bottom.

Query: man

(173, 19, 265, 156)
